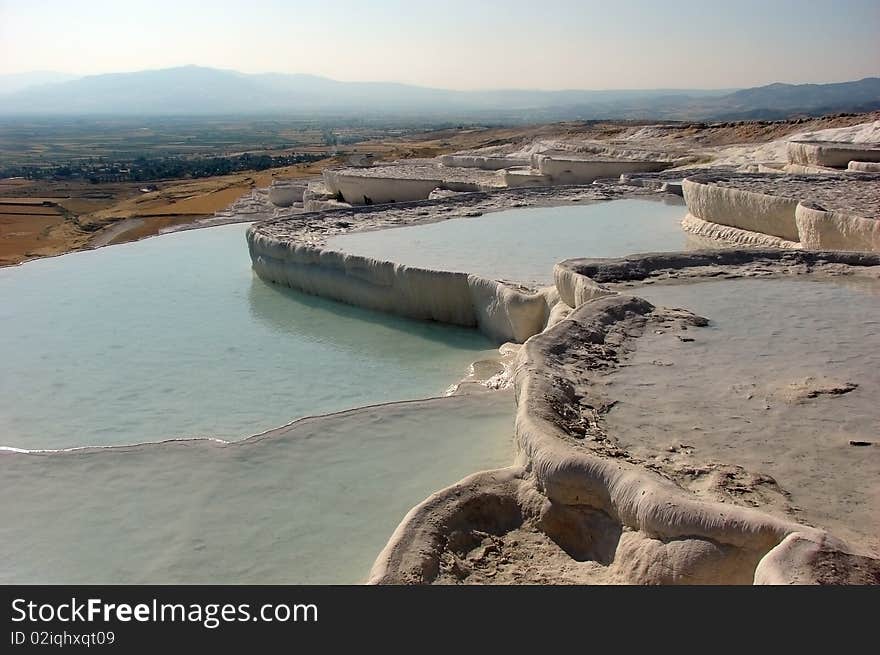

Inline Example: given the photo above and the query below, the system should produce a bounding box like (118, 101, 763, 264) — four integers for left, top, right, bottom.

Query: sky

(1, 0, 878, 90)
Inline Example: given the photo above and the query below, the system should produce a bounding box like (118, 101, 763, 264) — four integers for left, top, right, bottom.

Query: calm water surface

(0, 393, 514, 583)
(327, 198, 689, 285)
(0, 223, 497, 449)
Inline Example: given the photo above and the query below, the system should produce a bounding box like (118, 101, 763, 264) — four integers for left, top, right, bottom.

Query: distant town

(1, 152, 326, 183)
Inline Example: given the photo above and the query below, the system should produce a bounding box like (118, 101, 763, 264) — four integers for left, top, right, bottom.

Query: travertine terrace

(681, 172, 880, 251)
(238, 118, 880, 253)
(246, 117, 880, 584)
(248, 184, 662, 343)
(369, 251, 880, 585)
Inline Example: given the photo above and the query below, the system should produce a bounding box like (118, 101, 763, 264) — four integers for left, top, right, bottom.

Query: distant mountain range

(0, 71, 79, 95)
(1, 66, 878, 121)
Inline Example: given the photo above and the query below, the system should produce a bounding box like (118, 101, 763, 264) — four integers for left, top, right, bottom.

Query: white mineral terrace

(681, 173, 880, 251)
(177, 119, 879, 256)
(267, 179, 307, 207)
(368, 252, 880, 585)
(286, 132, 700, 209)
(323, 161, 506, 205)
(240, 121, 880, 583)
(788, 140, 880, 169)
(322, 154, 678, 205)
(247, 184, 680, 344)
(247, 168, 880, 583)
(221, 120, 880, 257)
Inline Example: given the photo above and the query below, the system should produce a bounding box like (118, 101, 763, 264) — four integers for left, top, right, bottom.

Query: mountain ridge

(1, 65, 877, 121)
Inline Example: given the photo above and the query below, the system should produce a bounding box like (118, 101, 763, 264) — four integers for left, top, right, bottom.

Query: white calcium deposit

(247, 229, 557, 344)
(707, 120, 880, 168)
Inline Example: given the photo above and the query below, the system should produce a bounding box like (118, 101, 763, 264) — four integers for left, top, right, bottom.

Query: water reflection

(247, 275, 492, 356)
(0, 223, 494, 448)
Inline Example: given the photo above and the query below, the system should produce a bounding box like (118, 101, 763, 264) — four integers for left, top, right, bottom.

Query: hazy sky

(1, 0, 878, 90)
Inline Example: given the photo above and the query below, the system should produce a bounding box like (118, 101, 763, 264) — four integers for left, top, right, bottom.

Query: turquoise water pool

(0, 223, 497, 449)
(0, 392, 514, 584)
(326, 198, 689, 285)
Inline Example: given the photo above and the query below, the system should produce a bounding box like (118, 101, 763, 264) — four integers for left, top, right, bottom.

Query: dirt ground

(0, 158, 334, 266)
(0, 195, 83, 265)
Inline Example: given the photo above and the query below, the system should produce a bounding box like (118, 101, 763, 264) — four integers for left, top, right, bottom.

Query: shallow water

(0, 223, 497, 449)
(605, 277, 880, 553)
(0, 392, 514, 584)
(326, 198, 689, 285)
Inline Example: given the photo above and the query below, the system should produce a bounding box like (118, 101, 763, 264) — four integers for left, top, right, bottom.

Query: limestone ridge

(368, 251, 880, 585)
(247, 184, 663, 343)
(678, 135, 880, 251)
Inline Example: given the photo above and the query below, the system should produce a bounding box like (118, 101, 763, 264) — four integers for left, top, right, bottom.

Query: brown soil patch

(0, 210, 88, 266)
(0, 158, 336, 264)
